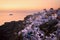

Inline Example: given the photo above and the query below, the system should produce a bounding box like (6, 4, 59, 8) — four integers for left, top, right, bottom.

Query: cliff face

(0, 14, 33, 40)
(0, 20, 25, 40)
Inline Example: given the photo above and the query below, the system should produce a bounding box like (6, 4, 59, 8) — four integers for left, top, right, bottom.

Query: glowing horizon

(0, 0, 60, 10)
(0, 0, 60, 25)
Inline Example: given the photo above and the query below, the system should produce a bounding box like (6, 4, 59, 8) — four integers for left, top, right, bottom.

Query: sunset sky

(0, 0, 60, 10)
(0, 0, 60, 25)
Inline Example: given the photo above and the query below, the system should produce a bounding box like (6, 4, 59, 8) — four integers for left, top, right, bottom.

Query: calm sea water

(0, 12, 33, 25)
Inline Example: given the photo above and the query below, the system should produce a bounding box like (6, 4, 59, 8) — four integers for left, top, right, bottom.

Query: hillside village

(0, 8, 60, 40)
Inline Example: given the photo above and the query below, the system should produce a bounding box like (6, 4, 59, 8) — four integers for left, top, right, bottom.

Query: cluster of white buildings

(18, 8, 60, 40)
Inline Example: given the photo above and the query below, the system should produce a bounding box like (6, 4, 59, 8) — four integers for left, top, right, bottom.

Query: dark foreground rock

(0, 20, 24, 40)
